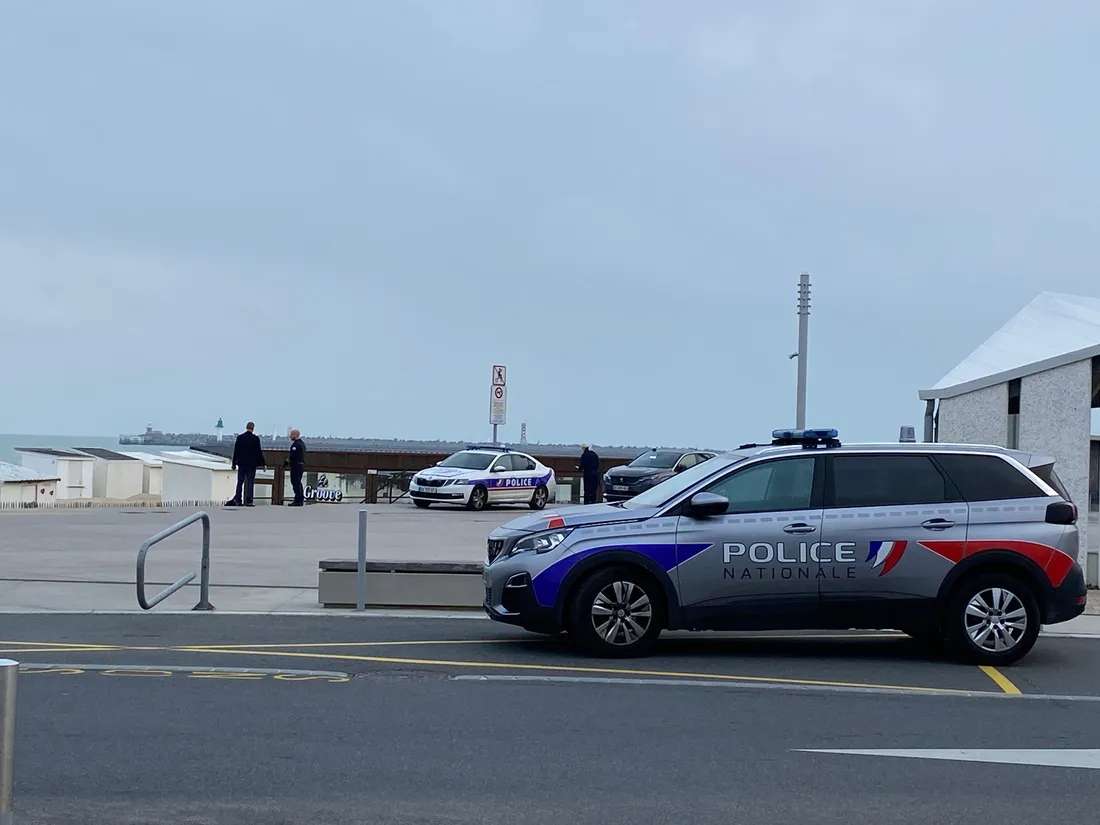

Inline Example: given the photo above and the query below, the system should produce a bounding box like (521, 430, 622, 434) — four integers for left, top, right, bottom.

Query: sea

(0, 434, 182, 465)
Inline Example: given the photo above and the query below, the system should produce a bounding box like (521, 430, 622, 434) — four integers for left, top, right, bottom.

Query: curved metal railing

(136, 511, 215, 611)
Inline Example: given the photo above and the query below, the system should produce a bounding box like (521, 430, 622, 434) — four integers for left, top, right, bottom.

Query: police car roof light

(770, 428, 841, 449)
(465, 445, 509, 452)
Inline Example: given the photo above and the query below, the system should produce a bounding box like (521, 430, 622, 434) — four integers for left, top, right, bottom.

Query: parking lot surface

(6, 615, 1100, 824)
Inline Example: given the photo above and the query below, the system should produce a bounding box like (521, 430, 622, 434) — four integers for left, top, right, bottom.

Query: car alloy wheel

(590, 580, 653, 646)
(945, 572, 1039, 665)
(965, 587, 1027, 653)
(467, 486, 488, 511)
(529, 485, 548, 510)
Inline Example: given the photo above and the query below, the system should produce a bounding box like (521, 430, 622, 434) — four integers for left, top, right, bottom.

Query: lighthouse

(216, 417, 224, 442)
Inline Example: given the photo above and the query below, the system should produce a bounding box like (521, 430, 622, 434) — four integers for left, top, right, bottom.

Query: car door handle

(783, 523, 817, 534)
(921, 518, 955, 530)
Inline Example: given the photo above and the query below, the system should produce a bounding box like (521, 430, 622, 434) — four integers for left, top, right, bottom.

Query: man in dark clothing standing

(288, 428, 306, 506)
(577, 443, 601, 505)
(229, 421, 266, 506)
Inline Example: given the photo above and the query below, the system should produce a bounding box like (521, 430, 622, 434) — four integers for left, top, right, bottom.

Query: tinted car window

(517, 455, 536, 471)
(705, 457, 815, 514)
(678, 454, 698, 470)
(934, 453, 1046, 501)
(829, 454, 953, 508)
(439, 452, 495, 470)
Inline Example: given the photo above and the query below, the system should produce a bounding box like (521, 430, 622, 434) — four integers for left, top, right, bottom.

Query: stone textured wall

(1019, 359, 1091, 567)
(936, 383, 1008, 446)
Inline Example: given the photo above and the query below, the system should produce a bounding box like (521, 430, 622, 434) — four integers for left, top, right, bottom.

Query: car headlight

(510, 529, 573, 556)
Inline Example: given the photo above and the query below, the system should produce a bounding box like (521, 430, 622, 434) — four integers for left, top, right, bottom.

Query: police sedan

(409, 446, 557, 511)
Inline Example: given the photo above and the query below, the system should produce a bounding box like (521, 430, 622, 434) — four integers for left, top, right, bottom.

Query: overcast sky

(2, 1, 1098, 448)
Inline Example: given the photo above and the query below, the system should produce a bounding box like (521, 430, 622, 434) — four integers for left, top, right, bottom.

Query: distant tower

(216, 417, 224, 442)
(520, 422, 527, 444)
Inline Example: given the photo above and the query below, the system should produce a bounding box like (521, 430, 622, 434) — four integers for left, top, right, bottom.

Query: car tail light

(1045, 501, 1078, 525)
(1076, 594, 1087, 606)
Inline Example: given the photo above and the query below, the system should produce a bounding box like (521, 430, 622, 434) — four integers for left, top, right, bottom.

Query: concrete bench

(317, 559, 485, 609)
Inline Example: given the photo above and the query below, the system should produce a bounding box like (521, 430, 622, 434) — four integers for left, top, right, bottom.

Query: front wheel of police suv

(529, 484, 549, 510)
(568, 565, 664, 658)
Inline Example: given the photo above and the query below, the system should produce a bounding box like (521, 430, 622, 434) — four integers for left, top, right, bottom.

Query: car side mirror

(674, 465, 686, 473)
(685, 491, 728, 519)
(491, 465, 506, 473)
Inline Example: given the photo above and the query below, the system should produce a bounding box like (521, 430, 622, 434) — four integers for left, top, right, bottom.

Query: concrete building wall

(161, 461, 237, 504)
(0, 479, 57, 506)
(143, 464, 163, 496)
(936, 383, 1009, 446)
(100, 460, 145, 499)
(1018, 359, 1092, 568)
(19, 454, 92, 500)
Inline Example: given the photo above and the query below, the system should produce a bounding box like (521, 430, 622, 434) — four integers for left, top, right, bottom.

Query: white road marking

(796, 749, 1100, 769)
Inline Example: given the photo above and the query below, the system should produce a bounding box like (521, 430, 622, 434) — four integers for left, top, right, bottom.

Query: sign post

(490, 365, 507, 444)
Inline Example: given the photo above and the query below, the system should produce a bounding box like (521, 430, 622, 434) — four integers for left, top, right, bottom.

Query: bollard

(0, 659, 16, 825)
(356, 509, 367, 611)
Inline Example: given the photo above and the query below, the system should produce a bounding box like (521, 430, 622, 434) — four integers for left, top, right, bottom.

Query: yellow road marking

(0, 647, 125, 654)
(182, 646, 996, 695)
(176, 638, 537, 651)
(979, 665, 1022, 695)
(0, 641, 124, 651)
(187, 671, 266, 680)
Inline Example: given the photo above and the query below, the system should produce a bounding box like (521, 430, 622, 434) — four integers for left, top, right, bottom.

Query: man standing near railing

(288, 428, 306, 506)
(227, 421, 266, 507)
(577, 443, 601, 504)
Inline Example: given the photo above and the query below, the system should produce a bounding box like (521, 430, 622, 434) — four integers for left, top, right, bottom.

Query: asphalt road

(6, 615, 1100, 824)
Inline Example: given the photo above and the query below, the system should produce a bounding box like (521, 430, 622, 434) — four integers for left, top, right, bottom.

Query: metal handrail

(136, 511, 215, 611)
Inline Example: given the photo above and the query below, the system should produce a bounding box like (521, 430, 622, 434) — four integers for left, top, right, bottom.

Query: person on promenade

(577, 443, 601, 504)
(288, 428, 306, 506)
(228, 421, 266, 506)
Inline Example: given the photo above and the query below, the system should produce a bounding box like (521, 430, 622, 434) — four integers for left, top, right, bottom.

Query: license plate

(613, 485, 629, 492)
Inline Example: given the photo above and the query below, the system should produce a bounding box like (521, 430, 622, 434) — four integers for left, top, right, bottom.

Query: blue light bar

(771, 428, 839, 441)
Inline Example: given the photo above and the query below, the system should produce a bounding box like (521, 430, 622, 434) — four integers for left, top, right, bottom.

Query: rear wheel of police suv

(568, 566, 663, 658)
(529, 485, 549, 510)
(466, 485, 489, 511)
(944, 572, 1040, 666)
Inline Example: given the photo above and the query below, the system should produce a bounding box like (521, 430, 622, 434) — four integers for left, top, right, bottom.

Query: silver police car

(482, 428, 1086, 664)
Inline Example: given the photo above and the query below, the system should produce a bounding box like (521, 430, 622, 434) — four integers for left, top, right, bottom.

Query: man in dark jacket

(287, 428, 306, 506)
(577, 443, 601, 504)
(229, 421, 266, 506)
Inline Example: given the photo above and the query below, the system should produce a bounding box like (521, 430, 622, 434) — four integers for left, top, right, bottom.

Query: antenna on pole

(795, 272, 810, 429)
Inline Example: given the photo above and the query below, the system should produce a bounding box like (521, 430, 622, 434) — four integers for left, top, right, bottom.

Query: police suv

(482, 429, 1086, 664)
(409, 446, 557, 511)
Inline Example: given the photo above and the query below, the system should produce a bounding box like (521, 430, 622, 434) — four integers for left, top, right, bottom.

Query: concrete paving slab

(0, 500, 513, 611)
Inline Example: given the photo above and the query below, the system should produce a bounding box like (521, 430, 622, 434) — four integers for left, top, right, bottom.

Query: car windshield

(437, 452, 495, 470)
(621, 454, 744, 509)
(628, 451, 682, 469)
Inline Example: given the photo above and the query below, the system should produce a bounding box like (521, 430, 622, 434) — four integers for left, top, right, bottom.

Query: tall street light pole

(795, 272, 810, 429)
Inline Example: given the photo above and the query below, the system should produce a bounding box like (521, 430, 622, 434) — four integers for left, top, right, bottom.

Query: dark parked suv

(603, 449, 717, 502)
